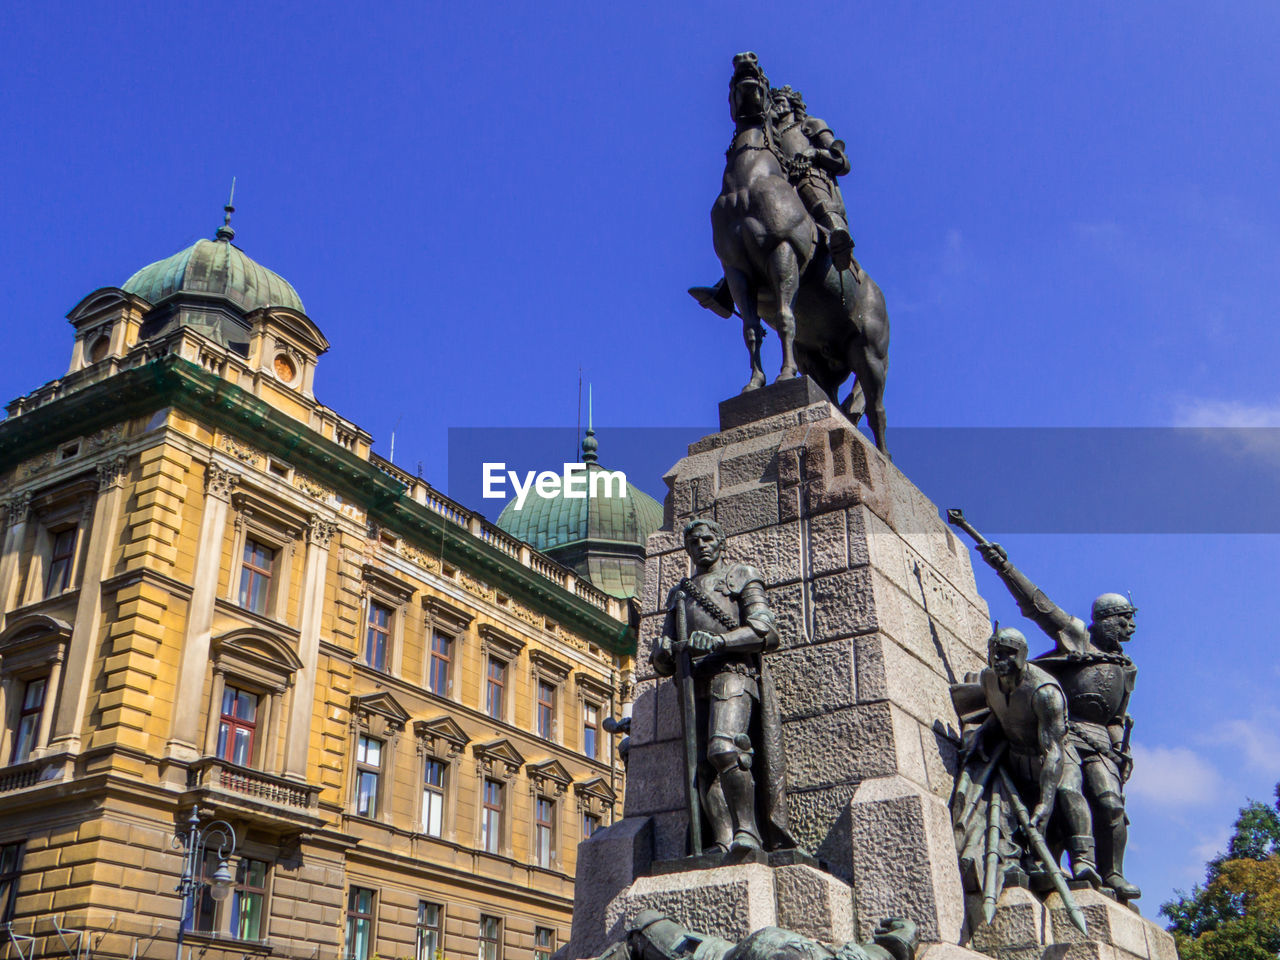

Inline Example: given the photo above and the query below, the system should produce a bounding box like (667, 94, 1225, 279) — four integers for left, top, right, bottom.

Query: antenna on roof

(216, 177, 237, 242)
(583, 383, 598, 464)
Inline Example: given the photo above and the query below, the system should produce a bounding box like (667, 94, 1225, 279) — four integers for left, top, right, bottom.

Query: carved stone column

(284, 513, 336, 780)
(165, 461, 239, 761)
(49, 455, 130, 752)
(0, 492, 33, 629)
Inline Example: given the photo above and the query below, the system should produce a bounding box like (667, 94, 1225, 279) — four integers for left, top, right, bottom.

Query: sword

(996, 766, 1088, 935)
(673, 591, 703, 856)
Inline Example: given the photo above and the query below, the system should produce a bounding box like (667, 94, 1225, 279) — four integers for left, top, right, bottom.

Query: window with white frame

(534, 796, 555, 868)
(355, 736, 382, 817)
(422, 758, 445, 837)
(481, 779, 503, 854)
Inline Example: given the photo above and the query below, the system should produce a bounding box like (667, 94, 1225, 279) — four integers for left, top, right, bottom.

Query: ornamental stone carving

(204, 462, 241, 501)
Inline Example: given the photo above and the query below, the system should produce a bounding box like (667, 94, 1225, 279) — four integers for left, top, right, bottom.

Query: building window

(583, 702, 599, 760)
(365, 602, 391, 672)
(536, 681, 555, 740)
(478, 915, 501, 960)
(216, 685, 258, 767)
(44, 527, 76, 597)
(481, 779, 503, 854)
(416, 902, 443, 960)
(0, 842, 23, 923)
(428, 633, 451, 696)
(346, 887, 376, 960)
(355, 736, 382, 817)
(11, 677, 47, 764)
(535, 797, 555, 868)
(534, 928, 555, 960)
(230, 858, 268, 940)
(485, 659, 506, 720)
(583, 813, 600, 840)
(238, 539, 274, 615)
(422, 759, 445, 837)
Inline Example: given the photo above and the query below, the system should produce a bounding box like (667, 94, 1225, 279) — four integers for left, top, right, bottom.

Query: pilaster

(48, 455, 129, 752)
(284, 513, 336, 779)
(165, 461, 238, 760)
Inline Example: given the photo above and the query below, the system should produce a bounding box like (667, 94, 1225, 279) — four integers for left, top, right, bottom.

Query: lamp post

(174, 806, 237, 960)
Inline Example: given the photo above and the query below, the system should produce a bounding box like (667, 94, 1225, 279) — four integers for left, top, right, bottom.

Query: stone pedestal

(569, 379, 995, 957)
(965, 887, 1178, 960)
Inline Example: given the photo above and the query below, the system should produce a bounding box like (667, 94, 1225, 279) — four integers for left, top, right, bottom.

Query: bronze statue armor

(652, 519, 795, 854)
(595, 909, 919, 960)
(772, 86, 854, 271)
(979, 660, 1075, 786)
(973, 540, 1142, 901)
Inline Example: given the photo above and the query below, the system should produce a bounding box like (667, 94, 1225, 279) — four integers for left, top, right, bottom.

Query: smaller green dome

(496, 429, 663, 600)
(123, 236, 304, 314)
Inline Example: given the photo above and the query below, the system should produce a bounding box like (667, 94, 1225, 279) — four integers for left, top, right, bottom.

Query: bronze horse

(710, 54, 890, 453)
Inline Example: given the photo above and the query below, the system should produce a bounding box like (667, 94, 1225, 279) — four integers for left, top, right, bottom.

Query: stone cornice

(0, 355, 633, 655)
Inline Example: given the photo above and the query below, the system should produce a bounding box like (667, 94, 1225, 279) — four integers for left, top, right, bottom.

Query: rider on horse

(691, 62, 857, 319)
(771, 85, 855, 272)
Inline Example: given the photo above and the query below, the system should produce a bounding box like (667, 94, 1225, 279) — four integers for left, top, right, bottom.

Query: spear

(982, 784, 1004, 923)
(958, 739, 1007, 830)
(996, 766, 1088, 935)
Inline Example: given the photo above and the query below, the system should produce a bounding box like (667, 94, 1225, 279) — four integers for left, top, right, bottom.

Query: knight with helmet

(972, 539, 1142, 901)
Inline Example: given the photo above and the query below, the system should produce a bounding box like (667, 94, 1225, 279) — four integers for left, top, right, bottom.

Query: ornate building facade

(0, 215, 632, 960)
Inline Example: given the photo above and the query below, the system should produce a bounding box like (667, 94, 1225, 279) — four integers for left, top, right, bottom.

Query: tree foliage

(1161, 783, 1280, 960)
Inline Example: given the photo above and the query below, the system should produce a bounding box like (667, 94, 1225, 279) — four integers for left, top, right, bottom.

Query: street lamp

(173, 805, 237, 960)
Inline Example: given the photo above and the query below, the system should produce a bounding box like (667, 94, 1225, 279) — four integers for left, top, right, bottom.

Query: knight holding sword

(948, 509, 1142, 902)
(650, 518, 796, 855)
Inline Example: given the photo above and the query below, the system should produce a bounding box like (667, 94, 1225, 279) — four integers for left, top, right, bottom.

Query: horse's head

(728, 51, 769, 125)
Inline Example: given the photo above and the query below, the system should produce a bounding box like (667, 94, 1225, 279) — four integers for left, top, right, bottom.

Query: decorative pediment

(0, 614, 73, 652)
(574, 670, 614, 701)
(352, 691, 410, 731)
(245, 306, 330, 357)
(529, 649, 571, 682)
(230, 484, 307, 538)
(0, 615, 73, 673)
(423, 594, 475, 630)
(526, 758, 573, 796)
(574, 776, 618, 812)
(212, 629, 304, 685)
(472, 737, 525, 781)
(479, 623, 526, 660)
(66, 287, 151, 325)
(362, 563, 415, 603)
(412, 715, 470, 758)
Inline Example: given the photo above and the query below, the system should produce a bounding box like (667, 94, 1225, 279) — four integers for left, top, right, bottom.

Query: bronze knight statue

(651, 518, 795, 855)
(949, 509, 1142, 903)
(595, 910, 919, 960)
(689, 52, 891, 454)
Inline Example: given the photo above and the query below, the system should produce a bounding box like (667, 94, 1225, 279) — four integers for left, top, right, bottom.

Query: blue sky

(3, 0, 1279, 917)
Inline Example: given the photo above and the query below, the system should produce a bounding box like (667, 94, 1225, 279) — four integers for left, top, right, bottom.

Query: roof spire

(582, 383, 598, 464)
(215, 177, 236, 242)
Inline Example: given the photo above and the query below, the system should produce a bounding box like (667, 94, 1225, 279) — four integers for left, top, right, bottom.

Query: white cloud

(1191, 826, 1231, 867)
(1127, 744, 1221, 808)
(1173, 397, 1280, 428)
(1208, 712, 1280, 774)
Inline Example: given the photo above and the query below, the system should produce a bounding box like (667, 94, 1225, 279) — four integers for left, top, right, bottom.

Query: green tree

(1160, 782, 1280, 960)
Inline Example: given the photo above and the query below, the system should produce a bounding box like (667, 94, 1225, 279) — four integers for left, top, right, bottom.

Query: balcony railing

(0, 760, 43, 794)
(187, 758, 321, 812)
(368, 453, 623, 620)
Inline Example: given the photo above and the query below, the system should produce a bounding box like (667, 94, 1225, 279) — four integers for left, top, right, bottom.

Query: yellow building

(0, 212, 632, 960)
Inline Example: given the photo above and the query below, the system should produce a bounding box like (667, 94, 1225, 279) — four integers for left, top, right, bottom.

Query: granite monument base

(965, 887, 1178, 960)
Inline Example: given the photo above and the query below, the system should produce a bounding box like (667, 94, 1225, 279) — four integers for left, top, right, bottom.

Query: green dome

(123, 236, 304, 314)
(496, 430, 663, 600)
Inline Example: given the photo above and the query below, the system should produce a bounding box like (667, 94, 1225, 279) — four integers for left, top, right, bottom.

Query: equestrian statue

(691, 52, 891, 454)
